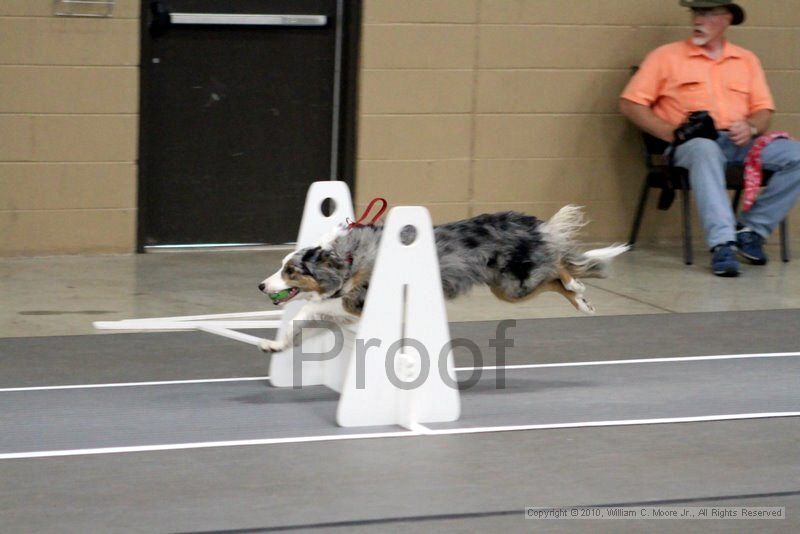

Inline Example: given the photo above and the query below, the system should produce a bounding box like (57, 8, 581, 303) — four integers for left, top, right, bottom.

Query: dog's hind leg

(489, 279, 553, 303)
(556, 266, 594, 314)
(559, 270, 585, 294)
(554, 280, 595, 314)
(490, 276, 595, 315)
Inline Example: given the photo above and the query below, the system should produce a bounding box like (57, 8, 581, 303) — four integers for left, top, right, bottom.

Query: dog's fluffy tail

(540, 204, 587, 252)
(569, 244, 630, 278)
(541, 205, 629, 278)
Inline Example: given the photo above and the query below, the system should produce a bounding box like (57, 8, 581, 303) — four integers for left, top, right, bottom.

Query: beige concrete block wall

(357, 1, 479, 224)
(357, 0, 800, 243)
(0, 0, 139, 256)
(2, 1, 798, 255)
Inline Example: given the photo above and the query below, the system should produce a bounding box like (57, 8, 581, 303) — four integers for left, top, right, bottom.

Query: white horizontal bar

(170, 13, 327, 26)
(145, 243, 266, 249)
(58, 0, 113, 4)
(196, 325, 265, 346)
(0, 377, 271, 393)
(5, 350, 799, 394)
(459, 351, 800, 372)
(0, 430, 420, 460)
(97, 309, 283, 323)
(2, 412, 796, 460)
(425, 412, 800, 435)
(94, 320, 281, 330)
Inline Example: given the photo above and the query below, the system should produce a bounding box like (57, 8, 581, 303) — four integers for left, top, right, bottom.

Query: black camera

(673, 110, 718, 146)
(659, 111, 719, 209)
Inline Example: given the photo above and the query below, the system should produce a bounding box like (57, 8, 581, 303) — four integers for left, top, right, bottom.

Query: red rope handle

(347, 197, 388, 229)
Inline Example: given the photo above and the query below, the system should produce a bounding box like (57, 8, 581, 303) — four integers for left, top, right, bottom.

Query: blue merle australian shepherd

(258, 206, 628, 353)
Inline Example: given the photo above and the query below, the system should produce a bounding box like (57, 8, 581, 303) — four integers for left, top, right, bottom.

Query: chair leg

(628, 179, 650, 247)
(681, 187, 693, 265)
(780, 219, 790, 262)
(731, 189, 742, 212)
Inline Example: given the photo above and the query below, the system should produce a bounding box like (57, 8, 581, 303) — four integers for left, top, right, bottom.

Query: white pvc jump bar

(101, 310, 283, 323)
(93, 310, 287, 347)
(93, 320, 270, 347)
(94, 309, 285, 342)
(94, 320, 281, 330)
(195, 325, 266, 347)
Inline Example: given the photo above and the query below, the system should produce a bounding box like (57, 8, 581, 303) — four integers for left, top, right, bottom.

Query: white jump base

(94, 181, 461, 429)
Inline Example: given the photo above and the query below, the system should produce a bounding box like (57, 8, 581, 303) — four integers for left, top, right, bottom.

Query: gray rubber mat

(2, 310, 799, 533)
(434, 357, 800, 429)
(0, 382, 398, 453)
(2, 308, 799, 387)
(2, 419, 799, 533)
(2, 356, 797, 454)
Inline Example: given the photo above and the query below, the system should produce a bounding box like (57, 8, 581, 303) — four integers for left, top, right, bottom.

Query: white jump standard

(94, 181, 462, 430)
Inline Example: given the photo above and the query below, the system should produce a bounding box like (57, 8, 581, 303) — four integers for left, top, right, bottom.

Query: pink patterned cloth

(742, 131, 792, 211)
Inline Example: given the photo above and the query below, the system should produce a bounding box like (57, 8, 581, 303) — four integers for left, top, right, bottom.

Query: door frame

(136, 0, 362, 252)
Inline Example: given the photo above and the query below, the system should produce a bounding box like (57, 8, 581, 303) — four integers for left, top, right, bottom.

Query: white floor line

(403, 422, 433, 434)
(460, 351, 800, 372)
(422, 412, 800, 436)
(2, 412, 797, 460)
(2, 351, 798, 393)
(0, 377, 271, 393)
(0, 430, 423, 460)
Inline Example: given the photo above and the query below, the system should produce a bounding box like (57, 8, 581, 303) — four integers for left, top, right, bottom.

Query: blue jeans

(671, 132, 800, 249)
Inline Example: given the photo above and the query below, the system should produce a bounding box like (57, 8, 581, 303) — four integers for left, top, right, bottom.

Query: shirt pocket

(676, 79, 708, 112)
(728, 81, 751, 111)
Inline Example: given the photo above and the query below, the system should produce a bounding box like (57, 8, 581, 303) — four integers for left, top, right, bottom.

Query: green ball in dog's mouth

(269, 288, 299, 305)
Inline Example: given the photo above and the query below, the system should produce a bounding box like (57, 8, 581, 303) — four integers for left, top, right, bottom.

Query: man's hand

(728, 120, 755, 147)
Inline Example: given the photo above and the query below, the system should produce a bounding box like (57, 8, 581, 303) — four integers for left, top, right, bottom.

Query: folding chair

(627, 131, 789, 265)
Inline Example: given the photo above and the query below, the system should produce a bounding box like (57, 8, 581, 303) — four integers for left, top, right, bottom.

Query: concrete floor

(1, 241, 799, 533)
(1, 240, 799, 338)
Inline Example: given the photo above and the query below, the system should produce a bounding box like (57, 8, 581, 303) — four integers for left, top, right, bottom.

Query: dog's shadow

(458, 376, 594, 395)
(232, 377, 593, 405)
(231, 383, 338, 405)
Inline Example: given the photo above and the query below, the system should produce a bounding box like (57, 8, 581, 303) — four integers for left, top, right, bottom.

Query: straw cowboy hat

(679, 0, 745, 25)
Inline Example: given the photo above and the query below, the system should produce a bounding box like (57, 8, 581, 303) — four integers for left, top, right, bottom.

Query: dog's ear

(301, 247, 344, 274)
(300, 246, 322, 265)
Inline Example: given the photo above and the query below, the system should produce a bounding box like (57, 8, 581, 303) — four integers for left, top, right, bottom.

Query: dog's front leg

(258, 307, 310, 354)
(259, 299, 353, 354)
(259, 337, 291, 354)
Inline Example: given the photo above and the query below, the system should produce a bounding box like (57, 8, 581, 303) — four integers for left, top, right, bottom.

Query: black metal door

(138, 0, 359, 249)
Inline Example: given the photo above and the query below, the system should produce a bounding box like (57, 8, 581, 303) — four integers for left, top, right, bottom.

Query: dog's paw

(564, 278, 586, 294)
(576, 296, 596, 315)
(259, 339, 287, 353)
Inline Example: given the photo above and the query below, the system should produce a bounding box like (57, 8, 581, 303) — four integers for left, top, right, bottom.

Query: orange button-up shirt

(621, 39, 775, 129)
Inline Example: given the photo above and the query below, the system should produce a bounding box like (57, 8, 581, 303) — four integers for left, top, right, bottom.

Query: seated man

(620, 0, 800, 276)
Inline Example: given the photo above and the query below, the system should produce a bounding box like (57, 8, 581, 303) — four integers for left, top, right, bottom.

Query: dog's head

(259, 246, 348, 305)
